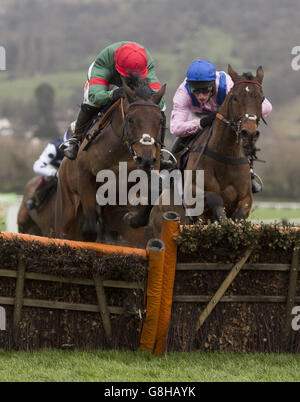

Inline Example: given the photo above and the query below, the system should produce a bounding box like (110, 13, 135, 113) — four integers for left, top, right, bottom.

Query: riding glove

(111, 88, 125, 102)
(200, 111, 217, 128)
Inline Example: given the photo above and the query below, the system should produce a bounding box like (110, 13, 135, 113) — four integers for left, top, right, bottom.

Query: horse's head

(224, 65, 265, 152)
(121, 74, 166, 171)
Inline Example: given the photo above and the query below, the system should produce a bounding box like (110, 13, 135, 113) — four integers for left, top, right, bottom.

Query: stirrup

(251, 172, 263, 193)
(160, 148, 177, 164)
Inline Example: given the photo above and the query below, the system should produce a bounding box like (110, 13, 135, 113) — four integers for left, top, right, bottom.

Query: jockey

(25, 125, 74, 210)
(64, 41, 165, 160)
(170, 60, 272, 193)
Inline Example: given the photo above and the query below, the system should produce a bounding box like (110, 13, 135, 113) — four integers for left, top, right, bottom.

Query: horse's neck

(111, 105, 124, 139)
(209, 101, 244, 158)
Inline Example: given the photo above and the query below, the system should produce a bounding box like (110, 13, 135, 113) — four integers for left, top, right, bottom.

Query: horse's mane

(124, 73, 153, 100)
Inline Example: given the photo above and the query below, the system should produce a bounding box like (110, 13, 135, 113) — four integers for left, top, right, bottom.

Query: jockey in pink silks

(169, 60, 272, 193)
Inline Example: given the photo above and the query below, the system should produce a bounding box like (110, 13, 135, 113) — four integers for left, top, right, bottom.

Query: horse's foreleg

(55, 178, 82, 240)
(231, 195, 252, 221)
(204, 191, 226, 222)
(124, 205, 153, 228)
(78, 174, 98, 242)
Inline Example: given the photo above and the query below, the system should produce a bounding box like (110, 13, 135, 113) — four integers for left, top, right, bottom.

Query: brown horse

(55, 74, 166, 247)
(151, 65, 265, 237)
(17, 176, 56, 236)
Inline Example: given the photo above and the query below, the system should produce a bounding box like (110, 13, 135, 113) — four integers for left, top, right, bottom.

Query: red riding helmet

(114, 43, 148, 78)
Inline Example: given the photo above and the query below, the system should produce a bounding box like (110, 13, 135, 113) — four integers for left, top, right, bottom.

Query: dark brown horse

(17, 176, 56, 236)
(151, 65, 265, 237)
(55, 74, 166, 247)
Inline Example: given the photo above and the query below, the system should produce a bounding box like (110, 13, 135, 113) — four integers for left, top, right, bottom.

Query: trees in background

(34, 83, 60, 140)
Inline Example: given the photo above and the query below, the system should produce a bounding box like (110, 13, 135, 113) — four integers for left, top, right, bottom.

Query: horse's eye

(127, 116, 134, 124)
(232, 95, 239, 102)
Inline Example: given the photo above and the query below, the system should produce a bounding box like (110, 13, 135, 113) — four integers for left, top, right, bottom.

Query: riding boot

(64, 104, 100, 160)
(171, 136, 191, 156)
(25, 176, 47, 210)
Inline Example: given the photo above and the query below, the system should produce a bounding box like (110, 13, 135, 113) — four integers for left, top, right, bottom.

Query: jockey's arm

(145, 55, 165, 111)
(170, 82, 201, 137)
(262, 97, 272, 118)
(33, 143, 58, 177)
(87, 66, 114, 106)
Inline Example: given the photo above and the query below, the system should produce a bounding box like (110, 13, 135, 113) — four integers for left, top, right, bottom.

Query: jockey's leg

(25, 176, 47, 210)
(64, 103, 101, 160)
(161, 135, 193, 170)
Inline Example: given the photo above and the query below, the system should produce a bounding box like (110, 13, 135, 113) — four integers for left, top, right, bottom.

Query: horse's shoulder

(192, 126, 211, 148)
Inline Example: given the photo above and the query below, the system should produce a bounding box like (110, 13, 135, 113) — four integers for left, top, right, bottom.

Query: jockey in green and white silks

(64, 41, 165, 160)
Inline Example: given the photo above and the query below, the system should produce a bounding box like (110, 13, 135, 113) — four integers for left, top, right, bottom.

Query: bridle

(216, 79, 266, 143)
(192, 79, 266, 169)
(120, 99, 163, 160)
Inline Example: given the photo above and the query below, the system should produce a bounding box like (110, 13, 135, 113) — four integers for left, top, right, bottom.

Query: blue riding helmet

(186, 60, 217, 82)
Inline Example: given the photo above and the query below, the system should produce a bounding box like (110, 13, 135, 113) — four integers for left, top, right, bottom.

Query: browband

(233, 80, 262, 88)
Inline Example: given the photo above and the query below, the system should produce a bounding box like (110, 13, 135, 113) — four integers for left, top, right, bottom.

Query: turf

(0, 350, 299, 382)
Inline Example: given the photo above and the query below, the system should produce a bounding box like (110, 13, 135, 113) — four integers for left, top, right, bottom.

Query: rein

(121, 99, 163, 160)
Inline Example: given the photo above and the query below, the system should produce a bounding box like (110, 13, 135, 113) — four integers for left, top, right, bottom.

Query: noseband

(121, 100, 162, 160)
(216, 80, 265, 143)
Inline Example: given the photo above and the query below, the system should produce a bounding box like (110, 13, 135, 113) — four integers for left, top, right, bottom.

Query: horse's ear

(152, 84, 166, 105)
(228, 64, 240, 82)
(256, 65, 264, 84)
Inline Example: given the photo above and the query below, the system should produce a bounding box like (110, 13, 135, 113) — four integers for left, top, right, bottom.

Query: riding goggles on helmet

(188, 80, 216, 95)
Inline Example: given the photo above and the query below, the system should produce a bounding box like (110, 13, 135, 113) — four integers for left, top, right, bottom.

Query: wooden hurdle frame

(0, 216, 299, 354)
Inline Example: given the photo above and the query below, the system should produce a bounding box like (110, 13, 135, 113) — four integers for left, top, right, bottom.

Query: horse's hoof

(123, 212, 135, 226)
(123, 212, 145, 228)
(82, 230, 97, 242)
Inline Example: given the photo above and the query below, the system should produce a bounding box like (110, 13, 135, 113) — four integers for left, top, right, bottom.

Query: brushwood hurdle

(0, 214, 299, 354)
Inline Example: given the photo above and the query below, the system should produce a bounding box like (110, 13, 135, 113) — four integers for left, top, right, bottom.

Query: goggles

(190, 86, 212, 95)
(188, 80, 215, 96)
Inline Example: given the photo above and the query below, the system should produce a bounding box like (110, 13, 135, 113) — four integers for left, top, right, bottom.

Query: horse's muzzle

(241, 129, 260, 144)
(135, 156, 157, 171)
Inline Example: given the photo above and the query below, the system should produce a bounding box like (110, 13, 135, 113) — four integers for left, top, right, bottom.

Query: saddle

(83, 98, 122, 151)
(173, 127, 210, 171)
(34, 176, 57, 209)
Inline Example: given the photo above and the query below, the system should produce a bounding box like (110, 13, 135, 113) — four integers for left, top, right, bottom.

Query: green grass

(0, 71, 85, 103)
(250, 207, 300, 224)
(0, 350, 299, 382)
(0, 215, 6, 231)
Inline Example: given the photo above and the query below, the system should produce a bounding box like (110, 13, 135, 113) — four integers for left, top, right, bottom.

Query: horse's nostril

(135, 156, 143, 164)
